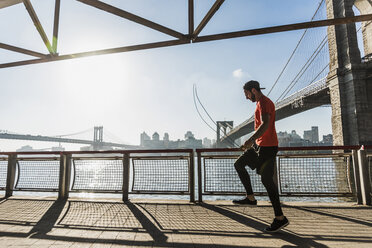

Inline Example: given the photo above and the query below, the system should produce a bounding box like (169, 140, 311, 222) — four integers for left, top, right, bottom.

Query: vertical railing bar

(352, 149, 362, 204)
(197, 151, 202, 203)
(123, 152, 130, 202)
(65, 154, 72, 200)
(70, 159, 77, 190)
(58, 153, 66, 200)
(357, 148, 371, 205)
(346, 155, 353, 194)
(189, 150, 195, 202)
(14, 161, 21, 189)
(131, 157, 136, 192)
(5, 154, 17, 198)
(277, 157, 282, 195)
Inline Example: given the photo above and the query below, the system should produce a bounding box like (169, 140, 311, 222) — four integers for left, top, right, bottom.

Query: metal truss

(1, 0, 372, 69)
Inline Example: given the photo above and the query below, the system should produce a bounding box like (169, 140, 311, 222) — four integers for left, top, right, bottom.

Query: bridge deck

(0, 196, 371, 247)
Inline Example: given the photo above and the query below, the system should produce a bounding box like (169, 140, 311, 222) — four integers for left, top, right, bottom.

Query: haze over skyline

(0, 0, 345, 151)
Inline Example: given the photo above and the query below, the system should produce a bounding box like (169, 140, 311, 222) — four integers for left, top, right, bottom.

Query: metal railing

(196, 146, 360, 202)
(0, 158, 7, 190)
(0, 149, 195, 202)
(0, 146, 370, 204)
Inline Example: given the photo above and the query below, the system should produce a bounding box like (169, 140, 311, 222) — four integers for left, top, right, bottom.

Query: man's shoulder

(261, 95, 275, 106)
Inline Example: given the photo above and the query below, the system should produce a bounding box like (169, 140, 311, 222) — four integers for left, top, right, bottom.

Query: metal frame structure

(1, 0, 372, 69)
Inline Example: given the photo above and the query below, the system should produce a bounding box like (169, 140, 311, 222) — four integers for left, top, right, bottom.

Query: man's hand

(241, 138, 254, 151)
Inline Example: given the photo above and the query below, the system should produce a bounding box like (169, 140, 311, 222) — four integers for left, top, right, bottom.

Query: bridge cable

(193, 84, 240, 148)
(276, 35, 328, 102)
(104, 129, 131, 145)
(52, 127, 93, 138)
(275, 3, 368, 102)
(267, 0, 325, 97)
(193, 84, 217, 134)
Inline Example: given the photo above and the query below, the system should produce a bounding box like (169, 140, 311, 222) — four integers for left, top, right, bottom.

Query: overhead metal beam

(188, 0, 194, 37)
(22, 0, 54, 54)
(52, 0, 61, 54)
(0, 0, 22, 9)
(0, 39, 190, 69)
(1, 12, 371, 69)
(193, 0, 225, 39)
(77, 0, 186, 40)
(195, 13, 372, 43)
(0, 43, 48, 58)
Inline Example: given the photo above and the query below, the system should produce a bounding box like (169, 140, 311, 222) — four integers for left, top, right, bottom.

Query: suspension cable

(193, 84, 241, 148)
(276, 35, 328, 102)
(267, 0, 325, 97)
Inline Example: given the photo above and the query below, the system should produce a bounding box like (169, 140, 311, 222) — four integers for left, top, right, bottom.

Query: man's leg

(258, 147, 289, 232)
(233, 149, 258, 204)
(258, 147, 282, 216)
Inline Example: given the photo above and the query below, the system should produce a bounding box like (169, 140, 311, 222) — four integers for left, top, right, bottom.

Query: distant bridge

(0, 127, 138, 149)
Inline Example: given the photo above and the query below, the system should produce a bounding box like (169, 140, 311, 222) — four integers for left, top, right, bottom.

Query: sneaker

(232, 197, 257, 205)
(264, 217, 289, 233)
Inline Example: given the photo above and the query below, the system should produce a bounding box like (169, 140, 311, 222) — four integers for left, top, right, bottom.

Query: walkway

(0, 197, 371, 247)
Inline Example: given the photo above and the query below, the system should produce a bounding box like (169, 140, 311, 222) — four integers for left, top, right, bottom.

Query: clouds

(232, 68, 250, 80)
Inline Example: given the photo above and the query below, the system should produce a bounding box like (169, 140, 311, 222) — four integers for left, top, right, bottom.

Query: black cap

(243, 80, 265, 91)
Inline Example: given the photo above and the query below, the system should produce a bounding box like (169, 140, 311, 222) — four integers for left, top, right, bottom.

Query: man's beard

(250, 94, 256, 102)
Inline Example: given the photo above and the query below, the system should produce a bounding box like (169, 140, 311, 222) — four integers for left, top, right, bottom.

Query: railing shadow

(287, 205, 372, 227)
(200, 203, 328, 248)
(1, 198, 372, 247)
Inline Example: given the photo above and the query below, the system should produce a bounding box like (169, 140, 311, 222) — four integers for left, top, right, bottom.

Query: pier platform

(0, 197, 371, 248)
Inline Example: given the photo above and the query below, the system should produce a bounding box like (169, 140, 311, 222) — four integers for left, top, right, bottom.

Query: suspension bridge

(219, 0, 372, 147)
(0, 126, 138, 150)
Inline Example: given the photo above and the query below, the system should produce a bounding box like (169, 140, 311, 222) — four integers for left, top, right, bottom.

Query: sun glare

(59, 55, 135, 100)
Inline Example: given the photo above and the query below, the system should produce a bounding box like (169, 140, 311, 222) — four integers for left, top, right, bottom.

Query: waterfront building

(304, 126, 319, 143)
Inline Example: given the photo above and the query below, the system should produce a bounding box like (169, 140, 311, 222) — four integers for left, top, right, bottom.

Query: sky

(0, 0, 362, 151)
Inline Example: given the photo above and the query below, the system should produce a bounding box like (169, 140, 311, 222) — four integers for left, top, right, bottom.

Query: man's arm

(241, 113, 270, 150)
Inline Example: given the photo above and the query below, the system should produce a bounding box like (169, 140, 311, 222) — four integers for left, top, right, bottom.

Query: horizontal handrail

(196, 145, 362, 153)
(0, 148, 194, 156)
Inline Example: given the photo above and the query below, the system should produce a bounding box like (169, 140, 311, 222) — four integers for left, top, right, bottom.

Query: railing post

(5, 154, 17, 198)
(58, 153, 71, 200)
(197, 151, 202, 203)
(357, 148, 371, 205)
(275, 157, 281, 195)
(352, 150, 362, 204)
(273, 157, 279, 190)
(122, 153, 130, 202)
(189, 150, 195, 203)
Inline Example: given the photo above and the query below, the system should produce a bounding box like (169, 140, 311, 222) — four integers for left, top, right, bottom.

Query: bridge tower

(326, 0, 372, 146)
(216, 121, 234, 148)
(93, 126, 103, 149)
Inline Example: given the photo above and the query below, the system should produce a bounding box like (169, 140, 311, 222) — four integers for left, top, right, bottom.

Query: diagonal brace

(77, 0, 187, 40)
(22, 0, 54, 54)
(0, 43, 48, 58)
(52, 0, 61, 54)
(193, 0, 224, 39)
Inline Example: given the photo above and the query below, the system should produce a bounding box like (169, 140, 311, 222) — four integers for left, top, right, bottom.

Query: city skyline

(2, 124, 333, 152)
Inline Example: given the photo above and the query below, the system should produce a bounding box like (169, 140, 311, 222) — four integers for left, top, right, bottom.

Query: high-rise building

(140, 132, 151, 147)
(303, 126, 319, 143)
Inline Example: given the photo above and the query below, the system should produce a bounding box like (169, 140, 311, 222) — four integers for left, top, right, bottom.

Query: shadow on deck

(0, 197, 371, 247)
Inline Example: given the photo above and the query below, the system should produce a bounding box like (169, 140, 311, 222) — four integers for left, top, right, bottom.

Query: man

(233, 80, 289, 233)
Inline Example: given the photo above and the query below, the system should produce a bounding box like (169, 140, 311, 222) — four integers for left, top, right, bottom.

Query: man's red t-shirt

(254, 95, 278, 147)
